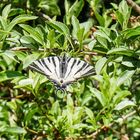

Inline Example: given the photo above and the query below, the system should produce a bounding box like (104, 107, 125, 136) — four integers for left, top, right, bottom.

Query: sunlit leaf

(0, 71, 23, 82)
(95, 57, 107, 75)
(23, 53, 41, 69)
(117, 70, 135, 86)
(4, 127, 26, 134)
(114, 100, 135, 110)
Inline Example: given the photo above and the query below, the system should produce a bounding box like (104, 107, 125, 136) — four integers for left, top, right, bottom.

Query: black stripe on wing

(41, 58, 52, 73)
(71, 59, 94, 79)
(28, 62, 46, 75)
(74, 61, 88, 76)
(64, 58, 77, 79)
(28, 57, 53, 76)
(82, 67, 95, 77)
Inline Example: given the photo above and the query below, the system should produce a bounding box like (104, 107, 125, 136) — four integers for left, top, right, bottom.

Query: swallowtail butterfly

(29, 54, 94, 90)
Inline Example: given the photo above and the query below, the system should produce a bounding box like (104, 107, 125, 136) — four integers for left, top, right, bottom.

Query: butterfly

(29, 54, 95, 91)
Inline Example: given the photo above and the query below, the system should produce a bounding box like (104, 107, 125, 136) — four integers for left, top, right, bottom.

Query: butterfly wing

(28, 55, 95, 89)
(63, 57, 95, 85)
(28, 56, 61, 84)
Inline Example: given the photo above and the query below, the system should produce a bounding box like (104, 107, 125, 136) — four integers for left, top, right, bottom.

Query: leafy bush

(0, 0, 140, 139)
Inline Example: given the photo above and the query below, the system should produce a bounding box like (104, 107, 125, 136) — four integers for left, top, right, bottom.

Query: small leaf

(85, 107, 94, 119)
(88, 86, 106, 106)
(18, 79, 33, 86)
(65, 0, 84, 25)
(114, 100, 135, 110)
(122, 61, 135, 67)
(24, 107, 39, 125)
(0, 71, 23, 82)
(71, 15, 80, 37)
(69, 0, 84, 18)
(107, 48, 134, 56)
(7, 15, 37, 32)
(4, 127, 26, 134)
(2, 4, 11, 19)
(95, 57, 107, 75)
(48, 21, 70, 37)
(2, 50, 19, 62)
(51, 101, 61, 116)
(23, 53, 41, 69)
(122, 26, 140, 39)
(15, 51, 27, 61)
(113, 90, 131, 105)
(117, 70, 135, 86)
(94, 11, 105, 27)
(19, 24, 44, 45)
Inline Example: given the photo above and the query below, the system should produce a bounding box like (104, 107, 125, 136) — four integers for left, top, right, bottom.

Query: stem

(126, 0, 140, 14)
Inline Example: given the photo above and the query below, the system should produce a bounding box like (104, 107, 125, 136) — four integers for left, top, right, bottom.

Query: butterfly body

(29, 54, 94, 90)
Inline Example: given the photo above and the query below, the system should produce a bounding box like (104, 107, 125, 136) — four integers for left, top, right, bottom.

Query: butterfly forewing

(63, 58, 94, 85)
(29, 56, 61, 83)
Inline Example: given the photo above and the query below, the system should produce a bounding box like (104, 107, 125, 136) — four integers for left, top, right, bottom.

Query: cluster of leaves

(0, 0, 140, 139)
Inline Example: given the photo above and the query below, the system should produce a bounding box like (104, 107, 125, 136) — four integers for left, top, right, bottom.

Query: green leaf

(122, 26, 140, 39)
(80, 19, 93, 36)
(67, 94, 74, 109)
(88, 86, 106, 106)
(115, 0, 131, 30)
(2, 4, 11, 19)
(69, 0, 84, 18)
(18, 79, 33, 86)
(113, 90, 131, 105)
(19, 24, 44, 45)
(51, 101, 61, 116)
(2, 50, 19, 62)
(77, 27, 84, 45)
(4, 127, 26, 134)
(115, 11, 124, 28)
(49, 21, 70, 37)
(7, 15, 37, 32)
(23, 53, 41, 69)
(7, 100, 17, 111)
(24, 107, 39, 125)
(122, 60, 135, 67)
(107, 48, 134, 56)
(93, 47, 108, 54)
(117, 70, 135, 87)
(85, 107, 94, 120)
(0, 17, 8, 31)
(81, 92, 93, 106)
(95, 57, 107, 75)
(94, 11, 105, 27)
(94, 27, 112, 42)
(71, 15, 80, 37)
(15, 51, 27, 61)
(65, 0, 84, 25)
(114, 100, 135, 110)
(0, 71, 23, 82)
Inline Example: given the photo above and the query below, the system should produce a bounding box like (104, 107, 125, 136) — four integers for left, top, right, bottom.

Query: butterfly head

(54, 81, 67, 95)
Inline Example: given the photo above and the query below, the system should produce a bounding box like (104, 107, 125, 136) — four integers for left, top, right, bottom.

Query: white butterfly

(29, 54, 95, 90)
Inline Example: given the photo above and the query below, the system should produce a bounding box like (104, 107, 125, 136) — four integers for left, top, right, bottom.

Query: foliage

(0, 0, 140, 139)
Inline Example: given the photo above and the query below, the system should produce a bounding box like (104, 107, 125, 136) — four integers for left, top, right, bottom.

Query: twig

(26, 7, 52, 21)
(25, 127, 48, 138)
(10, 47, 45, 51)
(25, 127, 38, 135)
(78, 109, 138, 139)
(126, 0, 140, 14)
